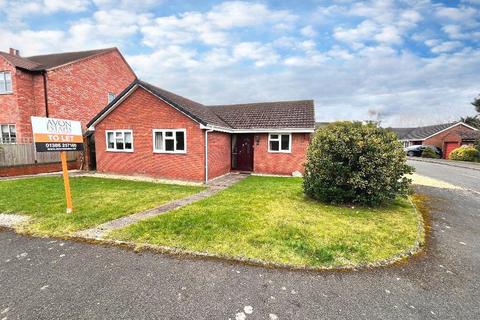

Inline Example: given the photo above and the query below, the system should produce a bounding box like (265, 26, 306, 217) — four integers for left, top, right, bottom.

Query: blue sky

(1, 0, 479, 126)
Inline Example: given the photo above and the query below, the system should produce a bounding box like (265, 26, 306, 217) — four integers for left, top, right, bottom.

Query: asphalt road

(1, 163, 479, 319)
(408, 159, 480, 193)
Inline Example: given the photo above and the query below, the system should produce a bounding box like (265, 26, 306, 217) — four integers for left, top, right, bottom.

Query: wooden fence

(0, 143, 77, 167)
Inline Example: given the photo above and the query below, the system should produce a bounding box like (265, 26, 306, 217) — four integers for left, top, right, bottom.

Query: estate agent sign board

(31, 116, 84, 152)
(31, 116, 83, 213)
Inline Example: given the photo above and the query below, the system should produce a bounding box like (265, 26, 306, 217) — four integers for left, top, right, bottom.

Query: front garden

(110, 176, 422, 268)
(0, 176, 203, 236)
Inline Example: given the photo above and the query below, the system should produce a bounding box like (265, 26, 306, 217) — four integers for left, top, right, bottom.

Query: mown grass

(111, 176, 421, 268)
(0, 176, 203, 236)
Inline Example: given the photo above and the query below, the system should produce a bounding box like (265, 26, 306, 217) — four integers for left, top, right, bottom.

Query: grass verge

(110, 176, 423, 269)
(0, 176, 203, 236)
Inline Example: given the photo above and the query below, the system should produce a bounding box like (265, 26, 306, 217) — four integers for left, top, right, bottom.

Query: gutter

(204, 128, 214, 184)
(42, 71, 49, 117)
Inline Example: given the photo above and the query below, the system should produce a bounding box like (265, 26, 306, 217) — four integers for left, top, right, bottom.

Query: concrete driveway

(1, 162, 479, 319)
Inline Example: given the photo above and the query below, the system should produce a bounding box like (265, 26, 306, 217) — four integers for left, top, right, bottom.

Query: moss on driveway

(110, 176, 422, 268)
(0, 176, 203, 236)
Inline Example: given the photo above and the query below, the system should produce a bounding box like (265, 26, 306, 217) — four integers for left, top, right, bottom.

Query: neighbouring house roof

(87, 79, 315, 132)
(459, 130, 480, 141)
(0, 48, 116, 72)
(389, 122, 477, 140)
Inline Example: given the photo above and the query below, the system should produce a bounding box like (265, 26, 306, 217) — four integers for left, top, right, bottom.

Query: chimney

(9, 48, 20, 56)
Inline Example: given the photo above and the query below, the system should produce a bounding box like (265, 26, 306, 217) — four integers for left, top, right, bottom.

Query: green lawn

(111, 176, 422, 268)
(0, 176, 203, 236)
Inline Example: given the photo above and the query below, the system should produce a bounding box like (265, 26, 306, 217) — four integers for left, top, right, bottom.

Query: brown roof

(209, 100, 315, 129)
(139, 81, 230, 128)
(0, 52, 42, 70)
(0, 48, 116, 71)
(88, 79, 315, 131)
(389, 122, 460, 140)
(459, 130, 480, 140)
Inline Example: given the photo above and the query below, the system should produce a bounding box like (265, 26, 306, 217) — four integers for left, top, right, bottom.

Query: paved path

(75, 174, 246, 239)
(1, 165, 479, 319)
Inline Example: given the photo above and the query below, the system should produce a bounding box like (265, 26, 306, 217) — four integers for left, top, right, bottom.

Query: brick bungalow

(87, 80, 315, 183)
(390, 122, 479, 158)
(0, 47, 136, 144)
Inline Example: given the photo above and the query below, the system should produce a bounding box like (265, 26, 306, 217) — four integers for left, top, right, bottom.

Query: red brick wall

(253, 133, 310, 175)
(45, 49, 136, 131)
(0, 161, 77, 177)
(1, 49, 135, 143)
(0, 57, 21, 139)
(424, 124, 476, 148)
(95, 87, 206, 182)
(208, 131, 231, 180)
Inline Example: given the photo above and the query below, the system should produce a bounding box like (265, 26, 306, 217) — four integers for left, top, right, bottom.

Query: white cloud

(233, 42, 279, 67)
(300, 25, 317, 37)
(430, 41, 463, 53)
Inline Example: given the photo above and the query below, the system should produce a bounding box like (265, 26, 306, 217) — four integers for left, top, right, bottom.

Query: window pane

(5, 72, 12, 92)
(281, 135, 290, 150)
(270, 140, 279, 151)
(116, 132, 124, 150)
(270, 134, 279, 140)
(154, 132, 163, 151)
(165, 131, 173, 137)
(165, 139, 175, 151)
(0, 73, 5, 93)
(124, 132, 132, 150)
(176, 131, 185, 151)
(9, 125, 16, 143)
(107, 132, 114, 148)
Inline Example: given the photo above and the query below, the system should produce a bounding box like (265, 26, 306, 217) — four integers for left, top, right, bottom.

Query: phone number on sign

(46, 143, 78, 148)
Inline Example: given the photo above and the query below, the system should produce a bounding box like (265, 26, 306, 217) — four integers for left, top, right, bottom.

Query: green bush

(448, 146, 480, 162)
(421, 148, 439, 158)
(304, 121, 413, 206)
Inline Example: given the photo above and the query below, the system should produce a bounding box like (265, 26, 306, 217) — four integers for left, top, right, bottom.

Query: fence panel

(0, 143, 77, 167)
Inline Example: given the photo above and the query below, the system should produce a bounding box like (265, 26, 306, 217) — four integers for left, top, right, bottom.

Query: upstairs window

(268, 133, 291, 153)
(1, 124, 16, 144)
(153, 129, 186, 153)
(0, 71, 12, 94)
(108, 92, 116, 103)
(106, 130, 133, 152)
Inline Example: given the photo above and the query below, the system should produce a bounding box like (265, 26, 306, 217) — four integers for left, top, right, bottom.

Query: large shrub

(449, 146, 480, 162)
(421, 147, 439, 158)
(304, 122, 413, 206)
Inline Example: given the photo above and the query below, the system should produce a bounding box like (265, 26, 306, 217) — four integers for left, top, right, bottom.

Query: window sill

(268, 150, 292, 154)
(106, 149, 134, 153)
(0, 92, 13, 95)
(153, 150, 187, 155)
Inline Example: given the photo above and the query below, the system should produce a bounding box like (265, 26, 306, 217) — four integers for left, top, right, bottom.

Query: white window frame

(0, 124, 16, 144)
(268, 133, 292, 153)
(152, 129, 187, 154)
(0, 71, 13, 94)
(105, 130, 134, 152)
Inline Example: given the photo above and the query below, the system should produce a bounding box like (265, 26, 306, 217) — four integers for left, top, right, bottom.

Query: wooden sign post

(31, 116, 83, 214)
(60, 151, 73, 213)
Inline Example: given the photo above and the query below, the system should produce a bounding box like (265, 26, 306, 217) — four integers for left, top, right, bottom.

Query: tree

(303, 122, 413, 207)
(472, 95, 480, 114)
(460, 115, 480, 129)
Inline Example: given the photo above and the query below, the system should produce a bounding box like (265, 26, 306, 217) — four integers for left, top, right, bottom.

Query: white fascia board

(422, 122, 479, 141)
(199, 124, 314, 133)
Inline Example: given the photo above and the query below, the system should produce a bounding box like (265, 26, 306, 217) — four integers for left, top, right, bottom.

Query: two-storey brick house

(0, 47, 136, 145)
